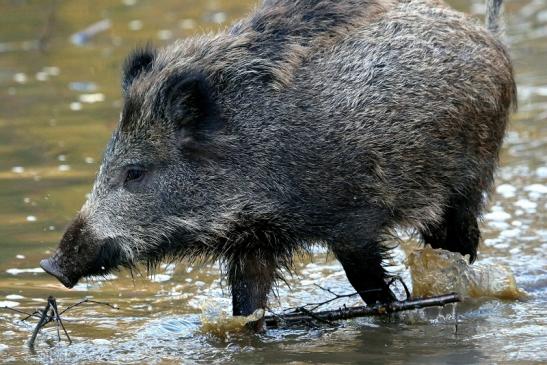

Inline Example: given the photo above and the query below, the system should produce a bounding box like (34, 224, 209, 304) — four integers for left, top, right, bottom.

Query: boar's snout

(40, 256, 77, 288)
(40, 215, 123, 288)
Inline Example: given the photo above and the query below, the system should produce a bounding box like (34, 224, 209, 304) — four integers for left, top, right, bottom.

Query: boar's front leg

(228, 250, 275, 328)
(332, 240, 396, 306)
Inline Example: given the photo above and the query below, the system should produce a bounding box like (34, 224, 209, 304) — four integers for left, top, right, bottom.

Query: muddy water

(0, 0, 545, 363)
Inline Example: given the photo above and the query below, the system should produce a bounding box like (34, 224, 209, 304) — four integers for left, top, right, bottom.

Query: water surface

(0, 0, 545, 363)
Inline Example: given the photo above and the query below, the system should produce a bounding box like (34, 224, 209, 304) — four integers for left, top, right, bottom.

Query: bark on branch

(264, 292, 461, 328)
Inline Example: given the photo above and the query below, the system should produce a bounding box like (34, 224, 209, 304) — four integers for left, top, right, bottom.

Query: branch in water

(264, 292, 461, 328)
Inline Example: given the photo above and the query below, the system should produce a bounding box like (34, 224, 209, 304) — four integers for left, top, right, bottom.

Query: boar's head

(41, 47, 275, 287)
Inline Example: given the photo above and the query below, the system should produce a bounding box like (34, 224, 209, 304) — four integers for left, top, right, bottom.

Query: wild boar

(41, 0, 515, 325)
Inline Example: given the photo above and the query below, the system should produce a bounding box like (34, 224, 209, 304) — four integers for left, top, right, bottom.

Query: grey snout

(40, 257, 76, 288)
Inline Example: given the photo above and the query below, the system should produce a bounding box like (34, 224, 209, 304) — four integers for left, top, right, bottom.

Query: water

(0, 0, 545, 363)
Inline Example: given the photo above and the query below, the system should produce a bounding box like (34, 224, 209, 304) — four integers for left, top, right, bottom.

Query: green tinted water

(0, 0, 545, 363)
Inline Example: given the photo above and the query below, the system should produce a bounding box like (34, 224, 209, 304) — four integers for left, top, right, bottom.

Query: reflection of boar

(41, 0, 515, 323)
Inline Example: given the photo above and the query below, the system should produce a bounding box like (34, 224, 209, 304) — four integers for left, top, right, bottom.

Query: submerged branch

(264, 292, 461, 328)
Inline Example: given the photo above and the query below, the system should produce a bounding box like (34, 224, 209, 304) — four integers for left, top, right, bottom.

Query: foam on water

(6, 268, 43, 275)
(0, 301, 20, 307)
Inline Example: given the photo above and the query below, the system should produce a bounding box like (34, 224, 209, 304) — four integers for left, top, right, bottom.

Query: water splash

(406, 246, 526, 300)
(199, 300, 264, 337)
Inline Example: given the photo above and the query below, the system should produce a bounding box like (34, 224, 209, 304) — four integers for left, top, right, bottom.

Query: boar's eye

(124, 166, 146, 185)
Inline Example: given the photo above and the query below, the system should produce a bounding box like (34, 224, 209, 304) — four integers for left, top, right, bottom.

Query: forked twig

(1, 296, 119, 348)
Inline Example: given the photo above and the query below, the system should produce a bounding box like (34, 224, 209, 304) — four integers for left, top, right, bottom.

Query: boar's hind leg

(228, 251, 275, 320)
(332, 241, 396, 306)
(421, 194, 481, 263)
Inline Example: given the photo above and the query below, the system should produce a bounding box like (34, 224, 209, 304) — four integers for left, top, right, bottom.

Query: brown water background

(0, 0, 545, 363)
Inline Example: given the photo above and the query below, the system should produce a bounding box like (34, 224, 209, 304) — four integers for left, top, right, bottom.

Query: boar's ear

(162, 71, 222, 148)
(122, 46, 157, 95)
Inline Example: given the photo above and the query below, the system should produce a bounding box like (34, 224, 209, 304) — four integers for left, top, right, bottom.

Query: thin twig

(59, 298, 118, 315)
(303, 285, 381, 312)
(387, 276, 412, 300)
(1, 306, 43, 321)
(21, 310, 42, 322)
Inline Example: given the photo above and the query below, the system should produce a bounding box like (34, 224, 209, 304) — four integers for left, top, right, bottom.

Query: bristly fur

(44, 0, 516, 320)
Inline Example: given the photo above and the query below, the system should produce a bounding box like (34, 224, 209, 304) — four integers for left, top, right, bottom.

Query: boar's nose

(40, 257, 75, 289)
